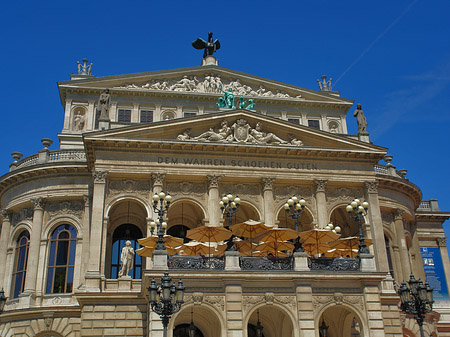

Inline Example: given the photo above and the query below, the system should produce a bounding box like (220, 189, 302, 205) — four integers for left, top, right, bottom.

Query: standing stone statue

(354, 103, 367, 133)
(118, 240, 135, 278)
(192, 32, 221, 58)
(98, 89, 111, 120)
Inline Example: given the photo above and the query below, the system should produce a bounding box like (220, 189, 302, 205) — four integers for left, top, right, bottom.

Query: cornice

(376, 175, 422, 209)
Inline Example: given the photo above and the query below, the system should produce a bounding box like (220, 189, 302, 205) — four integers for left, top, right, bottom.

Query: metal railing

(308, 257, 360, 271)
(168, 256, 225, 270)
(240, 256, 293, 270)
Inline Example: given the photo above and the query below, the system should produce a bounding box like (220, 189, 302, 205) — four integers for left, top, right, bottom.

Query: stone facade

(0, 59, 449, 337)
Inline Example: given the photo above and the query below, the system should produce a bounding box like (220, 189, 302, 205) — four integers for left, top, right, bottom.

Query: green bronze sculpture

(245, 99, 255, 110)
(218, 82, 236, 109)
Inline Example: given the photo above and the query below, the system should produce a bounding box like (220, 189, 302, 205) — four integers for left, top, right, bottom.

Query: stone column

(392, 245, 403, 283)
(87, 100, 95, 131)
(261, 177, 275, 226)
(23, 197, 45, 296)
(80, 196, 91, 281)
(225, 283, 243, 337)
(63, 98, 73, 131)
(85, 170, 108, 291)
(314, 179, 328, 228)
(0, 210, 12, 290)
(151, 173, 167, 270)
(410, 221, 425, 280)
(296, 284, 314, 337)
(364, 182, 389, 274)
(437, 237, 450, 296)
(393, 209, 411, 282)
(207, 175, 222, 227)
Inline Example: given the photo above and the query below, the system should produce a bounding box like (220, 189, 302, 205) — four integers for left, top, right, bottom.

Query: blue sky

(1, 1, 449, 234)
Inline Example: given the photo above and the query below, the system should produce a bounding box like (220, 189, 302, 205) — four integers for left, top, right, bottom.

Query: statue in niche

(192, 32, 221, 58)
(250, 122, 287, 144)
(193, 120, 231, 142)
(73, 111, 85, 131)
(97, 89, 111, 120)
(118, 240, 135, 278)
(353, 103, 367, 133)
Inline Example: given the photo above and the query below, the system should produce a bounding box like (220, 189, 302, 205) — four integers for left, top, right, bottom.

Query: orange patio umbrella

(231, 220, 272, 256)
(329, 236, 372, 251)
(255, 241, 294, 257)
(186, 226, 232, 257)
(138, 235, 184, 249)
(136, 246, 178, 258)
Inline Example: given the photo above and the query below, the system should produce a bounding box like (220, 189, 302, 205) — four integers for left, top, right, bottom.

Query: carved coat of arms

(232, 119, 252, 142)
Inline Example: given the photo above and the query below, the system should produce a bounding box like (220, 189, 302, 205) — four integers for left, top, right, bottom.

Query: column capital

(314, 179, 328, 193)
(92, 170, 108, 183)
(364, 181, 378, 194)
(393, 208, 405, 221)
(1, 209, 11, 222)
(151, 172, 166, 186)
(261, 177, 275, 191)
(207, 175, 222, 189)
(31, 197, 45, 211)
(437, 237, 447, 247)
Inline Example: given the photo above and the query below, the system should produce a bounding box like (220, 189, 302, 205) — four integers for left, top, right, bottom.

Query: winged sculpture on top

(192, 32, 221, 58)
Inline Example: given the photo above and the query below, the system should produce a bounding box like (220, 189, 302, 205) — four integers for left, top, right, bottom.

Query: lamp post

(0, 289, 6, 313)
(398, 274, 434, 337)
(152, 191, 172, 250)
(319, 319, 329, 337)
(346, 199, 370, 254)
(255, 309, 264, 337)
(284, 196, 306, 232)
(148, 272, 185, 337)
(219, 193, 240, 228)
(188, 308, 197, 337)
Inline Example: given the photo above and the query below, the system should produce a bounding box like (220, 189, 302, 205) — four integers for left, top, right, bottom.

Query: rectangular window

(140, 110, 153, 123)
(184, 112, 196, 118)
(288, 118, 300, 125)
(308, 120, 320, 130)
(94, 109, 101, 129)
(118, 109, 131, 123)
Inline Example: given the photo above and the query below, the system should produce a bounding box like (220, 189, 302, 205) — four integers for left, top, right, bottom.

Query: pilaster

(261, 177, 275, 226)
(314, 179, 328, 228)
(80, 195, 91, 283)
(22, 197, 45, 301)
(85, 170, 108, 291)
(63, 98, 73, 131)
(132, 103, 140, 123)
(207, 175, 222, 227)
(0, 210, 12, 290)
(437, 237, 450, 298)
(296, 284, 315, 337)
(393, 209, 410, 282)
(225, 284, 244, 337)
(87, 100, 95, 130)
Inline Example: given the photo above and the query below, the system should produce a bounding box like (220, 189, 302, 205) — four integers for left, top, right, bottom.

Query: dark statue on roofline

(192, 32, 221, 58)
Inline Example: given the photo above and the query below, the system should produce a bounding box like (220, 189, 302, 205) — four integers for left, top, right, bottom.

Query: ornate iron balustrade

(308, 257, 360, 272)
(168, 256, 225, 270)
(240, 256, 293, 270)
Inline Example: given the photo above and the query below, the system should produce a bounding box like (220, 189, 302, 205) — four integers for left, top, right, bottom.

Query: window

(12, 230, 30, 298)
(118, 109, 131, 123)
(111, 224, 142, 279)
(288, 118, 300, 125)
(308, 120, 320, 130)
(94, 109, 101, 129)
(385, 235, 395, 279)
(184, 112, 196, 118)
(140, 110, 153, 123)
(46, 225, 77, 294)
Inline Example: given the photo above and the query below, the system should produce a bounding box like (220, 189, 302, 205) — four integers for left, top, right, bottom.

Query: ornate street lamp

(284, 195, 306, 232)
(148, 272, 185, 337)
(152, 191, 172, 250)
(398, 274, 434, 337)
(220, 193, 240, 228)
(346, 199, 370, 254)
(0, 289, 7, 313)
(255, 309, 263, 337)
(319, 319, 329, 337)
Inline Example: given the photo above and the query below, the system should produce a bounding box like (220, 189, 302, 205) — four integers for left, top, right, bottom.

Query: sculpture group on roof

(177, 119, 303, 146)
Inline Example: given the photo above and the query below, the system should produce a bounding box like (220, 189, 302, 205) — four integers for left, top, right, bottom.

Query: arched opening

(167, 201, 206, 240)
(106, 199, 147, 279)
(329, 206, 359, 238)
(385, 234, 395, 279)
(277, 207, 314, 232)
(247, 305, 294, 337)
(320, 305, 364, 337)
(11, 230, 30, 298)
(171, 305, 222, 337)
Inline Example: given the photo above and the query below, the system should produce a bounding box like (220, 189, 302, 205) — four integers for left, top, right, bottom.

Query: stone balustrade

(12, 150, 86, 170)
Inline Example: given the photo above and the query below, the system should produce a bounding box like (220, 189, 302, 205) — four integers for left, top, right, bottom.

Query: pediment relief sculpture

(116, 74, 304, 99)
(176, 119, 303, 146)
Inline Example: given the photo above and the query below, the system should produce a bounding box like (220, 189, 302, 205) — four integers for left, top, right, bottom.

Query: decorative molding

(221, 183, 260, 197)
(326, 187, 364, 205)
(314, 179, 328, 193)
(381, 212, 394, 225)
(83, 195, 91, 207)
(207, 175, 222, 189)
(107, 179, 151, 197)
(51, 296, 63, 305)
(192, 292, 203, 305)
(31, 197, 44, 211)
(204, 295, 225, 311)
(312, 293, 364, 313)
(393, 209, 405, 221)
(92, 170, 108, 183)
(166, 182, 206, 196)
(364, 181, 378, 193)
(243, 294, 296, 312)
(1, 210, 11, 222)
(437, 237, 447, 247)
(46, 201, 84, 220)
(11, 207, 33, 226)
(242, 295, 264, 313)
(273, 186, 313, 200)
(115, 75, 304, 100)
(261, 177, 275, 191)
(151, 173, 166, 186)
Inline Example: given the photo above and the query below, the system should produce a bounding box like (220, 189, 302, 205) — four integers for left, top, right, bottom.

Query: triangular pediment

(59, 65, 353, 105)
(83, 110, 386, 162)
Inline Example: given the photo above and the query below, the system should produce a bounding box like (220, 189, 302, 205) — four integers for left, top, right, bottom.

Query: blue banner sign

(420, 247, 450, 304)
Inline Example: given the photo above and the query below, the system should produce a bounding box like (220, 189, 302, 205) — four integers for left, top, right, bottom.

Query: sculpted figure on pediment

(193, 120, 232, 142)
(251, 122, 288, 145)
